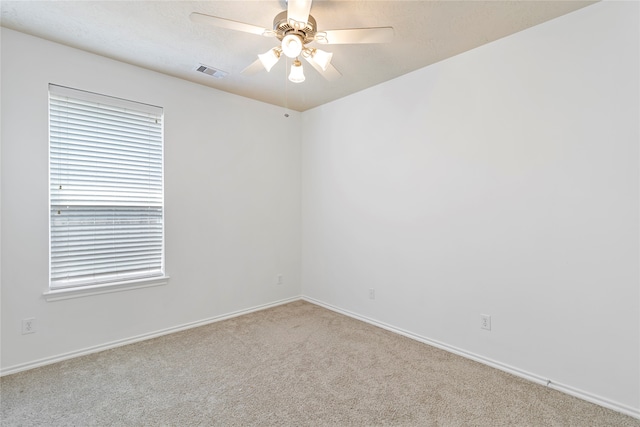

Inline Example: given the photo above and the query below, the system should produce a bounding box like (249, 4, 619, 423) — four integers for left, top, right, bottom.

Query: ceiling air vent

(195, 64, 228, 79)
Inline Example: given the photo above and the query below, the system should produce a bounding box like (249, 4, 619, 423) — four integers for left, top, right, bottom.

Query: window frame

(45, 84, 168, 301)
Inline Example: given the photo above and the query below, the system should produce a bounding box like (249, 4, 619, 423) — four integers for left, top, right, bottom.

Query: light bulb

(281, 34, 303, 58)
(288, 59, 305, 83)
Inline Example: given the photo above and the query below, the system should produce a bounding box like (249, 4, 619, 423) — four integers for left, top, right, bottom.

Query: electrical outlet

(369, 289, 375, 300)
(480, 314, 491, 331)
(276, 274, 283, 285)
(22, 318, 36, 335)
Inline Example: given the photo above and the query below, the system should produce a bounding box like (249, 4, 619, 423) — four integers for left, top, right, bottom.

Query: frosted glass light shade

(288, 59, 305, 83)
(281, 34, 303, 58)
(258, 48, 280, 72)
(312, 49, 333, 71)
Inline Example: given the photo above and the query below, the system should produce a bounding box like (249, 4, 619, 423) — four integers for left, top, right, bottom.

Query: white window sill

(43, 275, 170, 302)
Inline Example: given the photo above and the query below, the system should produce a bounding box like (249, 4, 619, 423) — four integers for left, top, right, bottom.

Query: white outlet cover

(480, 314, 491, 330)
(22, 318, 36, 334)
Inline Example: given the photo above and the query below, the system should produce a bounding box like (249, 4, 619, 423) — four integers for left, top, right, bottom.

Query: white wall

(2, 0, 639, 418)
(301, 1, 639, 416)
(1, 29, 301, 371)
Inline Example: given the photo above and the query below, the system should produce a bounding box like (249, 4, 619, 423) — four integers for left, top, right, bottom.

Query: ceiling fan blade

(318, 63, 342, 82)
(303, 56, 342, 82)
(241, 59, 266, 76)
(190, 12, 273, 37)
(287, 0, 312, 30)
(316, 27, 394, 44)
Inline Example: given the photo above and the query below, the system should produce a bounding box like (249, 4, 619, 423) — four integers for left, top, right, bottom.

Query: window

(49, 84, 165, 291)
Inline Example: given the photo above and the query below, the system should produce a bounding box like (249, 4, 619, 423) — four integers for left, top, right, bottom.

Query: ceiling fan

(190, 0, 394, 83)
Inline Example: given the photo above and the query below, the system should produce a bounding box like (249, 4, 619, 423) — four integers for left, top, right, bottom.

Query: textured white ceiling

(1, 1, 596, 111)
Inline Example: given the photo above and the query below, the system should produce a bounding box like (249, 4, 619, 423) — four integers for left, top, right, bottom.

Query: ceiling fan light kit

(190, 0, 393, 84)
(258, 48, 281, 72)
(305, 48, 332, 71)
(289, 59, 305, 83)
(281, 33, 304, 58)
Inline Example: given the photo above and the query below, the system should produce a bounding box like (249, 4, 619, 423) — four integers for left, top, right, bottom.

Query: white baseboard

(302, 295, 640, 420)
(0, 296, 301, 377)
(4, 294, 638, 420)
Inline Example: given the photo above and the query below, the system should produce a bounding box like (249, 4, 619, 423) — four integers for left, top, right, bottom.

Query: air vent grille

(196, 64, 229, 79)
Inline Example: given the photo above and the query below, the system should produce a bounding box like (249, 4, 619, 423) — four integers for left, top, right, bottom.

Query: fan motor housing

(273, 11, 317, 43)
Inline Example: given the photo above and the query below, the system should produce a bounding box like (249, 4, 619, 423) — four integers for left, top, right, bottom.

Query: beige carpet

(1, 300, 638, 426)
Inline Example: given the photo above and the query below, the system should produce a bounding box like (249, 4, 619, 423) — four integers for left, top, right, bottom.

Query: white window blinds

(49, 84, 164, 289)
